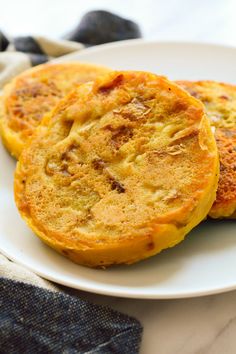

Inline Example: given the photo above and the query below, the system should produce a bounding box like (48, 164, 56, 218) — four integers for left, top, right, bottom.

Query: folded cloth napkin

(0, 11, 142, 353)
(0, 257, 143, 354)
(0, 275, 142, 353)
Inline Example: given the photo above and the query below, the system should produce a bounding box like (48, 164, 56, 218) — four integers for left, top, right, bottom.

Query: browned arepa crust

(177, 80, 236, 218)
(15, 71, 219, 267)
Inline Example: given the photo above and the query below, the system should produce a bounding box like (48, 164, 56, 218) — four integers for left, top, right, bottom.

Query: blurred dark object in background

(65, 10, 142, 46)
(0, 31, 9, 51)
(13, 36, 49, 65)
(28, 53, 48, 66)
(14, 36, 44, 54)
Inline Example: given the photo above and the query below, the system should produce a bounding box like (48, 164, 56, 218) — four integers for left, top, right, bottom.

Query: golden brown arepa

(177, 80, 236, 218)
(0, 62, 109, 158)
(15, 71, 219, 267)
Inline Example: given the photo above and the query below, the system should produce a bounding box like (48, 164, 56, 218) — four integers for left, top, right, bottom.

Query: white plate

(1, 40, 236, 299)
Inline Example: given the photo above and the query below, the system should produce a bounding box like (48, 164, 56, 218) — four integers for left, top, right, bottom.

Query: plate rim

(54, 38, 236, 62)
(2, 245, 236, 300)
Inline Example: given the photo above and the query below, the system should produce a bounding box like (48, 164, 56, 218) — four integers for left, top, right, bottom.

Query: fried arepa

(15, 71, 219, 267)
(177, 80, 236, 218)
(0, 62, 109, 158)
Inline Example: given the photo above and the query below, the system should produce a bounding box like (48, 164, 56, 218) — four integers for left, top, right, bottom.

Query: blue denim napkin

(0, 277, 142, 354)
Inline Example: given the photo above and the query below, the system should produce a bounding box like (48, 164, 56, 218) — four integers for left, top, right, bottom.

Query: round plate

(1, 40, 236, 299)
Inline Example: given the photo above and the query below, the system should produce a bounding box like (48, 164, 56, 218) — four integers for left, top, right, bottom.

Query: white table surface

(1, 1, 236, 353)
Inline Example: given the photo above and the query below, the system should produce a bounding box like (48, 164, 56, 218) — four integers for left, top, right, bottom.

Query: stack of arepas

(2, 61, 234, 268)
